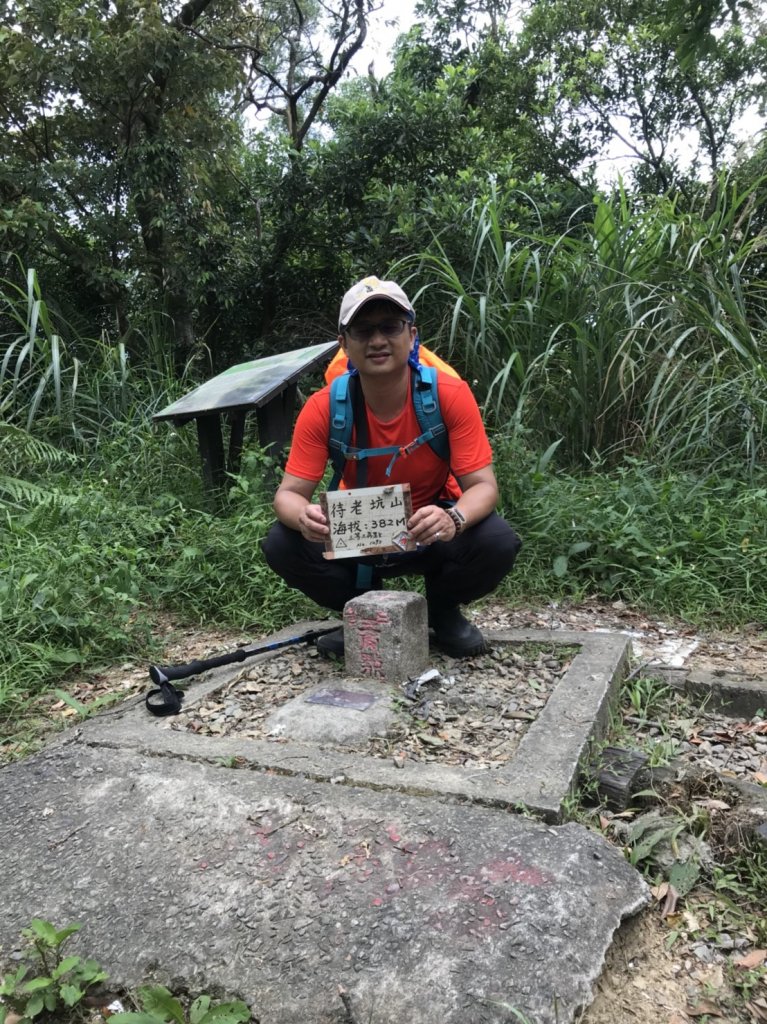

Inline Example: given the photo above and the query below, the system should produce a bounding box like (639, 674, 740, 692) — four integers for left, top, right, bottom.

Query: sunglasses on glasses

(345, 318, 410, 343)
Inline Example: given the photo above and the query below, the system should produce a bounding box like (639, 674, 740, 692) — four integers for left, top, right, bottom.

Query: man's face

(339, 300, 417, 377)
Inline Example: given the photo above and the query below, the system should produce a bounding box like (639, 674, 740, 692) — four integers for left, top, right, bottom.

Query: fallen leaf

(694, 799, 730, 811)
(754, 772, 767, 785)
(687, 1000, 722, 1017)
(419, 733, 445, 747)
(747, 1000, 767, 1023)
(668, 1015, 690, 1024)
(652, 881, 669, 902)
(735, 949, 767, 969)
(683, 909, 701, 933)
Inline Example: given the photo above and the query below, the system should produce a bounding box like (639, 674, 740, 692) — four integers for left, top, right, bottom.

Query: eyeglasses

(345, 318, 410, 343)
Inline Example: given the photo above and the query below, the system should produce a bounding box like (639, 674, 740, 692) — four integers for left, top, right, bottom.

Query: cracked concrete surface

(0, 626, 649, 1024)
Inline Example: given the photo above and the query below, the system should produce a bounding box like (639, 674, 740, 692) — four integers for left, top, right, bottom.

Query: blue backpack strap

(328, 366, 450, 490)
(411, 366, 449, 464)
(328, 373, 403, 485)
(328, 374, 352, 489)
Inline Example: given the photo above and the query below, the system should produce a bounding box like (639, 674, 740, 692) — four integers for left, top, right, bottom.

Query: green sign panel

(154, 340, 339, 423)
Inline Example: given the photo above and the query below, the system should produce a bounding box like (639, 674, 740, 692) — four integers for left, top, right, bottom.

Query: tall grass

(0, 263, 191, 449)
(400, 176, 767, 472)
(0, 264, 304, 716)
(493, 437, 767, 622)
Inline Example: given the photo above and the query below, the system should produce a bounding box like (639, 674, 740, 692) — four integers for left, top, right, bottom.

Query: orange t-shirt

(284, 372, 493, 510)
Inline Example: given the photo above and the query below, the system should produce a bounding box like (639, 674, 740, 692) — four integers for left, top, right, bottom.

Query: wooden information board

(319, 484, 416, 559)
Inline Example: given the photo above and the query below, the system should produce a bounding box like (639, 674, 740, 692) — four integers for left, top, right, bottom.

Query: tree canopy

(1, 0, 764, 365)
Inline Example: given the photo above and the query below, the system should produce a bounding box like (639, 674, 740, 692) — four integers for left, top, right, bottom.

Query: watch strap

(447, 506, 466, 535)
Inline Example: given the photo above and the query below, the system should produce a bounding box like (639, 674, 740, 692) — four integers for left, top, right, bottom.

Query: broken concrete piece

(0, 742, 649, 1024)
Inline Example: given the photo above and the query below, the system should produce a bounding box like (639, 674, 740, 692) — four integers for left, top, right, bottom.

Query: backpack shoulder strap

(328, 373, 352, 489)
(411, 366, 449, 463)
(328, 367, 450, 491)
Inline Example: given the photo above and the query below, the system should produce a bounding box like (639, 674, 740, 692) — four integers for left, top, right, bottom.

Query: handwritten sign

(319, 484, 415, 559)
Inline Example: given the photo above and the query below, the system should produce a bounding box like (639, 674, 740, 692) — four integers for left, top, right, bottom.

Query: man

(261, 276, 521, 658)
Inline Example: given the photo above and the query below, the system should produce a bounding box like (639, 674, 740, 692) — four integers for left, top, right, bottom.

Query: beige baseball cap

(338, 276, 414, 329)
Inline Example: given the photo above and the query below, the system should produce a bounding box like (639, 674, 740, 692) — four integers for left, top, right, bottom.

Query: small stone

(392, 755, 406, 769)
(692, 943, 715, 964)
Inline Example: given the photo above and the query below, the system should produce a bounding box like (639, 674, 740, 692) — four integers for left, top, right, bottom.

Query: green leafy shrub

(0, 922, 251, 1024)
(494, 439, 767, 622)
(112, 986, 250, 1024)
(0, 920, 106, 1024)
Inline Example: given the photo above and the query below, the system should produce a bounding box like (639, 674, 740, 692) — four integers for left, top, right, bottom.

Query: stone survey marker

(343, 591, 428, 681)
(319, 483, 415, 557)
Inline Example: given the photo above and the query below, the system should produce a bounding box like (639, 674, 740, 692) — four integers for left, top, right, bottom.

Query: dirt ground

(26, 599, 767, 1024)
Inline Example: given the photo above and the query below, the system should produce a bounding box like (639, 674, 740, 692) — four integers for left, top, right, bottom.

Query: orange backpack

(324, 344, 459, 384)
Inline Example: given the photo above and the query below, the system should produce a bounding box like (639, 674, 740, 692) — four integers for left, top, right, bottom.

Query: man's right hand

(298, 503, 329, 543)
(273, 472, 328, 539)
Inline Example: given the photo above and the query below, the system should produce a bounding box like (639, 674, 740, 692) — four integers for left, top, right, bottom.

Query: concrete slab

(264, 681, 398, 745)
(0, 622, 645, 1024)
(639, 664, 767, 718)
(683, 668, 767, 718)
(0, 740, 648, 1024)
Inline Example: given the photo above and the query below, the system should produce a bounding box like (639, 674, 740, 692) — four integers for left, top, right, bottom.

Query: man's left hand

(407, 505, 456, 545)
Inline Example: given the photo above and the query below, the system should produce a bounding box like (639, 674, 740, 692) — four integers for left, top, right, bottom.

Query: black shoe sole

(431, 634, 488, 659)
(316, 631, 344, 659)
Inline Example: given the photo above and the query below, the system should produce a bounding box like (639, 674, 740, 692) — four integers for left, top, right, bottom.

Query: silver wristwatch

(446, 506, 467, 535)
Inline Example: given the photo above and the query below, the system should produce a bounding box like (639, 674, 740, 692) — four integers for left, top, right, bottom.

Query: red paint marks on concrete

(372, 897, 383, 907)
(387, 826, 401, 843)
(480, 858, 551, 886)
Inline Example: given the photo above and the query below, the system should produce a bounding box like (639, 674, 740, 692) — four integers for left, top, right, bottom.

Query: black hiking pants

(261, 512, 521, 613)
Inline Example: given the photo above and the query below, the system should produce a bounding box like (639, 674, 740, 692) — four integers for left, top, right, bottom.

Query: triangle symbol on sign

(336, 539, 348, 548)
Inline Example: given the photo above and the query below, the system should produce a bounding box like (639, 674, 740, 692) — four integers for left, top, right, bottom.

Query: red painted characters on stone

(346, 606, 392, 678)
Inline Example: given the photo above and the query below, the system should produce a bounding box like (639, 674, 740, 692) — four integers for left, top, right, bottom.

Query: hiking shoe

(316, 627, 344, 658)
(429, 605, 487, 658)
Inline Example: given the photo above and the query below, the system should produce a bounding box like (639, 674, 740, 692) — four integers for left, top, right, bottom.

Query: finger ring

(435, 531, 441, 539)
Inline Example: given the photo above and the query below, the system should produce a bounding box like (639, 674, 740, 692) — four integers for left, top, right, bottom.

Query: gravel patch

(170, 641, 575, 768)
(167, 633, 767, 785)
(620, 692, 767, 786)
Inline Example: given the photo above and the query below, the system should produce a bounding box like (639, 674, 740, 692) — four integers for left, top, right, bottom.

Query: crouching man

(261, 276, 521, 658)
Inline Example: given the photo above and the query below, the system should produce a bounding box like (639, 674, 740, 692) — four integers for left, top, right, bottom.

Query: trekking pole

(145, 625, 339, 717)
